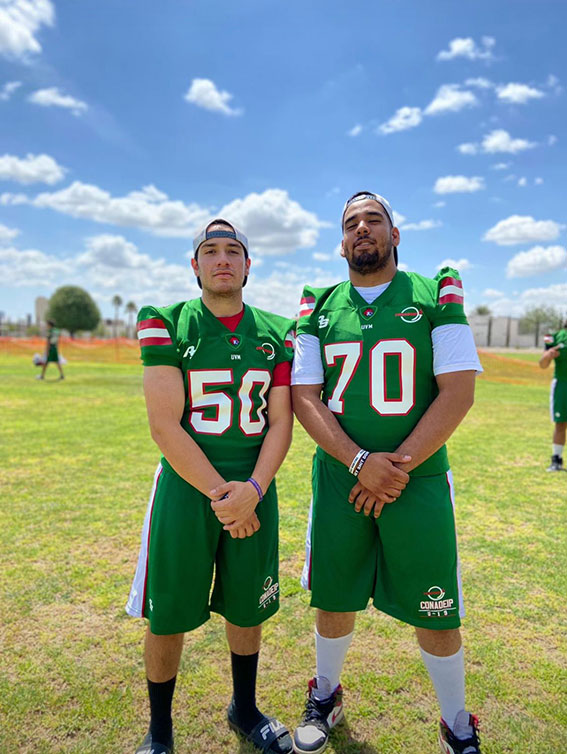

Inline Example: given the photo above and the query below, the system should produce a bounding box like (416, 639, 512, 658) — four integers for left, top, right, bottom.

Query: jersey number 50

(188, 368, 271, 435)
(325, 339, 416, 416)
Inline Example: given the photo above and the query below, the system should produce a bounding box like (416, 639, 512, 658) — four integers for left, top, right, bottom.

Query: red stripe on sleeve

(272, 360, 292, 387)
(137, 318, 165, 331)
(440, 277, 463, 289)
(439, 294, 464, 305)
(139, 336, 173, 346)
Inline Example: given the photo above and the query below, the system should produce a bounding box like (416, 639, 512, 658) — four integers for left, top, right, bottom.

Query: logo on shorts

(149, 598, 154, 612)
(318, 315, 329, 328)
(419, 585, 456, 617)
(183, 345, 197, 359)
(259, 575, 279, 609)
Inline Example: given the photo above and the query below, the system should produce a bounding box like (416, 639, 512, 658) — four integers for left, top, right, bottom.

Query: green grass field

(1, 350, 566, 753)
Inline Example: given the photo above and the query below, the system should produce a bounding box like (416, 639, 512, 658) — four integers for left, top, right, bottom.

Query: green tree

(125, 300, 137, 339)
(519, 306, 564, 347)
(112, 294, 123, 338)
(47, 286, 100, 337)
(473, 305, 491, 316)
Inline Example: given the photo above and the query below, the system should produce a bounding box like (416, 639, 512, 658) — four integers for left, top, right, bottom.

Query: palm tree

(112, 294, 123, 339)
(125, 301, 137, 339)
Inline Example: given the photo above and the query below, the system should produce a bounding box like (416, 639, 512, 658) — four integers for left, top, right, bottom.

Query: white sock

(420, 646, 465, 733)
(314, 628, 353, 699)
(553, 444, 563, 458)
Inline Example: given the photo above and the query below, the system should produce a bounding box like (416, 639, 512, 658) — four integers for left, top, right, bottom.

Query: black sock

(230, 651, 263, 731)
(147, 676, 176, 746)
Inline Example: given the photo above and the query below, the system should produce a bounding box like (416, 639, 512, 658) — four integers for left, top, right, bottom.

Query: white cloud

(518, 177, 527, 187)
(0, 79, 21, 100)
(28, 87, 88, 116)
(434, 201, 446, 208)
(0, 245, 71, 286)
(497, 82, 545, 104)
(436, 257, 472, 272)
(548, 135, 557, 146)
(547, 75, 562, 95)
(465, 77, 494, 89)
(457, 142, 478, 155)
(27, 181, 211, 236)
(184, 78, 242, 116)
(4, 182, 328, 253)
(436, 36, 495, 62)
(481, 129, 536, 154)
(399, 219, 442, 231)
(0, 0, 54, 59)
(218, 189, 327, 255)
(348, 124, 362, 137)
(434, 175, 485, 194)
(313, 252, 332, 261)
(506, 245, 567, 278)
(484, 215, 563, 246)
(246, 265, 340, 318)
(392, 211, 406, 227)
(535, 177, 544, 185)
(425, 84, 478, 116)
(483, 288, 504, 298)
(0, 222, 19, 242)
(491, 162, 511, 170)
(0, 152, 65, 184)
(378, 106, 422, 134)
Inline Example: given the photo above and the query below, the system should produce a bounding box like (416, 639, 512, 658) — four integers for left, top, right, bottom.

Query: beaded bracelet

(247, 477, 264, 502)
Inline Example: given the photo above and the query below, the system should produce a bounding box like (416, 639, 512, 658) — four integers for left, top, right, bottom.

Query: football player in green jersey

(37, 319, 64, 380)
(291, 192, 483, 754)
(539, 323, 567, 471)
(127, 219, 295, 754)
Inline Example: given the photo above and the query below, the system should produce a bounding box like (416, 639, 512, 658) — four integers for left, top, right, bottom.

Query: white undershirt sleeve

(432, 323, 483, 375)
(291, 333, 324, 385)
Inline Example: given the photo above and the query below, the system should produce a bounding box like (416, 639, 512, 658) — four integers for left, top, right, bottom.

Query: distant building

(35, 296, 49, 326)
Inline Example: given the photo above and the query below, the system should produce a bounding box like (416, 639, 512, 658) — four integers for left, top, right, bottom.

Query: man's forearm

(250, 416, 293, 494)
(292, 391, 360, 468)
(151, 421, 225, 495)
(394, 389, 474, 473)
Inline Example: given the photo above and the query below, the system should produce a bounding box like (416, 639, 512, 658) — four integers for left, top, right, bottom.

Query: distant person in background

(37, 320, 64, 380)
(539, 322, 567, 471)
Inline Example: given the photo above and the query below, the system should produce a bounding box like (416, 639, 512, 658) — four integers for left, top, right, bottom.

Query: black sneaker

(546, 454, 565, 471)
(292, 677, 343, 754)
(135, 731, 174, 753)
(439, 711, 481, 754)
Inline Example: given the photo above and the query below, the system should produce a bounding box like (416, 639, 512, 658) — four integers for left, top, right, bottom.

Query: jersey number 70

(325, 339, 416, 416)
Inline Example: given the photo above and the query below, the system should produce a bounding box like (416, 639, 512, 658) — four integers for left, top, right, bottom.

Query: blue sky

(1, 0, 565, 322)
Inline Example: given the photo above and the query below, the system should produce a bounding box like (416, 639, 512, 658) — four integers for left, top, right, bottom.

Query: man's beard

(346, 241, 393, 275)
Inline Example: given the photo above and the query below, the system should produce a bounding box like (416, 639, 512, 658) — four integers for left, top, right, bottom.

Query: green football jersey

(296, 268, 468, 476)
(546, 329, 567, 381)
(137, 299, 295, 478)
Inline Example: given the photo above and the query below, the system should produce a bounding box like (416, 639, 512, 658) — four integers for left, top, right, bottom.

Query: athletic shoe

(292, 677, 343, 754)
(439, 711, 481, 754)
(546, 455, 565, 471)
(135, 731, 174, 753)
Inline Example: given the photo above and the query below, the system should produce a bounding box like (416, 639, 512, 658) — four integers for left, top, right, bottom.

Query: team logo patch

(395, 306, 423, 323)
(259, 575, 279, 609)
(361, 306, 376, 320)
(419, 584, 456, 617)
(226, 333, 242, 349)
(256, 342, 275, 360)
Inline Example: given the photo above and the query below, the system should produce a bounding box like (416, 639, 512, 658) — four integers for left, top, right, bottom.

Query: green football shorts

(47, 344, 59, 362)
(550, 379, 567, 422)
(301, 455, 464, 629)
(126, 464, 280, 634)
